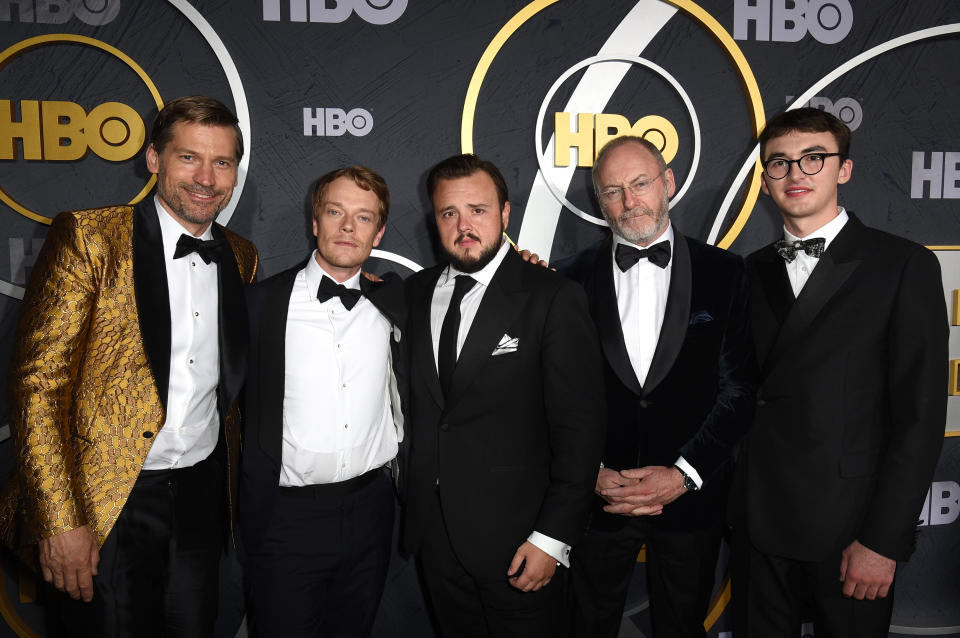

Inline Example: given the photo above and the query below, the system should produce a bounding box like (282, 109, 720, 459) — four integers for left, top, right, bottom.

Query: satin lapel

(594, 237, 642, 395)
(132, 202, 171, 411)
(643, 232, 691, 393)
(258, 269, 298, 465)
(445, 250, 527, 409)
(410, 266, 445, 408)
(765, 222, 862, 370)
(212, 223, 249, 413)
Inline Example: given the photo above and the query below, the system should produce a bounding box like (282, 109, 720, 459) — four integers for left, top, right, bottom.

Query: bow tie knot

(173, 234, 224, 264)
(775, 237, 826, 263)
(615, 240, 671, 271)
(316, 276, 362, 311)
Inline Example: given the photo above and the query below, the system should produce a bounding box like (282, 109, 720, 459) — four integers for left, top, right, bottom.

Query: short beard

(604, 193, 669, 245)
(444, 232, 502, 274)
(157, 181, 227, 227)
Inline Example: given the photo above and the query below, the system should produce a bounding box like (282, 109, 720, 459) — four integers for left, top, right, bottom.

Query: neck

(783, 207, 839, 239)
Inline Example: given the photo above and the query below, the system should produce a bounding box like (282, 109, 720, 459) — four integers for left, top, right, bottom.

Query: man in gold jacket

(0, 95, 258, 636)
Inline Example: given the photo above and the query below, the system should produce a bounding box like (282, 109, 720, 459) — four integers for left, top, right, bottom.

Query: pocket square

(689, 310, 713, 325)
(492, 333, 518, 356)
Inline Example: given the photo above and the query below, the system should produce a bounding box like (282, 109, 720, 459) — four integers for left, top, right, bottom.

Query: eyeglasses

(598, 173, 663, 202)
(762, 152, 842, 180)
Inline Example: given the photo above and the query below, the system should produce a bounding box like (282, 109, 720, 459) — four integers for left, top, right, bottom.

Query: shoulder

(219, 225, 259, 281)
(45, 205, 136, 259)
(247, 262, 303, 300)
(553, 239, 607, 284)
(683, 234, 746, 277)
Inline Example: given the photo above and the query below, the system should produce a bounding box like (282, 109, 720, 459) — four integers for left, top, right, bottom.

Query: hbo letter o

(84, 102, 145, 161)
(807, 0, 853, 44)
(353, 0, 408, 25)
(346, 108, 373, 136)
(831, 97, 862, 132)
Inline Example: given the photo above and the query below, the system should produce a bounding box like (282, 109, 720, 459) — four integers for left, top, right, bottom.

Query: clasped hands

(596, 466, 687, 516)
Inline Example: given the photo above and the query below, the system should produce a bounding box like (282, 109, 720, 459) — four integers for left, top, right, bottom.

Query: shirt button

(194, 311, 199, 317)
(344, 424, 349, 429)
(188, 358, 194, 365)
(191, 261, 196, 267)
(342, 383, 347, 389)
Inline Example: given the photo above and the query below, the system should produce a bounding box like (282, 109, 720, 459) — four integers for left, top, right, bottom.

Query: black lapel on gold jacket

(132, 201, 171, 411)
(212, 223, 249, 414)
(643, 231, 692, 394)
(258, 267, 299, 465)
(445, 249, 527, 409)
(593, 236, 642, 396)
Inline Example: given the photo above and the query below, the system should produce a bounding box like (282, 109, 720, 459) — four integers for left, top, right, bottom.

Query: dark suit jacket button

(142, 431, 153, 438)
(440, 423, 450, 432)
(638, 400, 650, 408)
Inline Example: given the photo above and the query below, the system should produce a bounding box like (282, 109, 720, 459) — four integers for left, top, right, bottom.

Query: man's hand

(38, 525, 99, 602)
(506, 541, 557, 592)
(517, 248, 551, 269)
(600, 466, 687, 516)
(840, 540, 896, 600)
(595, 467, 639, 504)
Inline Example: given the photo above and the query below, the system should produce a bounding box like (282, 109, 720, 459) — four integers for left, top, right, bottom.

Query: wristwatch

(674, 465, 699, 491)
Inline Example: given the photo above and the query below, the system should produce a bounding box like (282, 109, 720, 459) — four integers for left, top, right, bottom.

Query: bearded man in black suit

(560, 136, 756, 638)
(402, 153, 606, 638)
(733, 108, 947, 637)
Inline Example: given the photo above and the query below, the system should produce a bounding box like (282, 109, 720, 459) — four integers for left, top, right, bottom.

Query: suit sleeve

(534, 279, 607, 545)
(678, 257, 757, 480)
(859, 247, 947, 559)
(7, 212, 98, 540)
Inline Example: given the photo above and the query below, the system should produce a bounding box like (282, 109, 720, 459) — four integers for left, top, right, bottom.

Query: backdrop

(1, 1, 958, 636)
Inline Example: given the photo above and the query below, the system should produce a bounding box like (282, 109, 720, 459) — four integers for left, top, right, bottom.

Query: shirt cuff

(674, 456, 703, 489)
(527, 531, 571, 568)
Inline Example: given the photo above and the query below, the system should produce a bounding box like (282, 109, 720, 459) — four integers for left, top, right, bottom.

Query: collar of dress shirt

(305, 249, 363, 301)
(782, 206, 848, 250)
(154, 195, 215, 259)
(610, 222, 674, 266)
(439, 239, 511, 289)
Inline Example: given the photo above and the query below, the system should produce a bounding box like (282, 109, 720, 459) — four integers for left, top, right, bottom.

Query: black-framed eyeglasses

(762, 152, 842, 179)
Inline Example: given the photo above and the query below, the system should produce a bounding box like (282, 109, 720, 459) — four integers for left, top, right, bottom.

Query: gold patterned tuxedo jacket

(0, 202, 258, 557)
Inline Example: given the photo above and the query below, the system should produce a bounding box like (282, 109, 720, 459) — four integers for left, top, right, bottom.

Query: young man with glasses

(733, 107, 947, 637)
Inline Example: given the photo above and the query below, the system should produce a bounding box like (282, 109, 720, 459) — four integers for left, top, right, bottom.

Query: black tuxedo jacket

(239, 263, 407, 553)
(742, 213, 947, 561)
(401, 248, 606, 578)
(559, 232, 756, 532)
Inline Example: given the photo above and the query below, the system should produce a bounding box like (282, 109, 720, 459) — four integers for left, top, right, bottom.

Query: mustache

(617, 206, 657, 223)
(455, 232, 481, 245)
(182, 184, 220, 196)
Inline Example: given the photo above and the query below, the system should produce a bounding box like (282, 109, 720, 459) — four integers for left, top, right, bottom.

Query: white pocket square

(492, 334, 518, 356)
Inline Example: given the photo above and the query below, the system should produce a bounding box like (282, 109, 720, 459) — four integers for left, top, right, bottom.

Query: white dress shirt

(279, 252, 398, 487)
(143, 197, 221, 470)
(611, 224, 702, 489)
(430, 241, 570, 566)
(783, 207, 849, 297)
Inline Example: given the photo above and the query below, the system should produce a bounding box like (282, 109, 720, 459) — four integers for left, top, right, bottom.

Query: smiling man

(402, 153, 605, 637)
(239, 166, 406, 638)
(0, 96, 258, 637)
(733, 107, 947, 637)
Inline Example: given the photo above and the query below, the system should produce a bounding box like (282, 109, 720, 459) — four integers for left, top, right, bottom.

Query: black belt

(279, 467, 385, 499)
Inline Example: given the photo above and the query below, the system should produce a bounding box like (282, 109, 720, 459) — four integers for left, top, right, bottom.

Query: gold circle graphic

(0, 34, 164, 225)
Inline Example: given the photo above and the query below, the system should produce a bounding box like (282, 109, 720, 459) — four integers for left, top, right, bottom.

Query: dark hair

(312, 165, 390, 228)
(592, 135, 667, 192)
(759, 107, 851, 160)
(150, 95, 243, 162)
(426, 153, 509, 209)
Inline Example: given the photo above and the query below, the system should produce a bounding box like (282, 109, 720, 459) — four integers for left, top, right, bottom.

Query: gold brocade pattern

(0, 206, 257, 558)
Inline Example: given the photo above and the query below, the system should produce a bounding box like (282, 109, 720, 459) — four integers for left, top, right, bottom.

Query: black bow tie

(316, 276, 362, 311)
(615, 240, 671, 271)
(775, 237, 826, 263)
(173, 234, 224, 264)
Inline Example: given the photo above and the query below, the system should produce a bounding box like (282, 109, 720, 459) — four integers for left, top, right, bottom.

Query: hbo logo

(263, 0, 406, 25)
(0, 0, 120, 24)
(786, 96, 862, 131)
(303, 108, 373, 137)
(734, 0, 853, 44)
(0, 100, 144, 161)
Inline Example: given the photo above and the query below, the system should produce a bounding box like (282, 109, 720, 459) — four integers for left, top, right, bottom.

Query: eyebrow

(322, 200, 377, 215)
(602, 173, 652, 188)
(766, 144, 830, 159)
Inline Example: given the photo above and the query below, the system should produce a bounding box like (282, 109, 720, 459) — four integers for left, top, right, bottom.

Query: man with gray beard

(558, 136, 756, 637)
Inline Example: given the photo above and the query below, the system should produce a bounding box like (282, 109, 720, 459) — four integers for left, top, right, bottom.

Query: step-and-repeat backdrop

(1, 1, 958, 636)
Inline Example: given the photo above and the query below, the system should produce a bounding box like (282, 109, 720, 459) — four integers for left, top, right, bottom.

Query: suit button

(440, 423, 450, 432)
(638, 400, 650, 408)
(142, 431, 154, 438)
